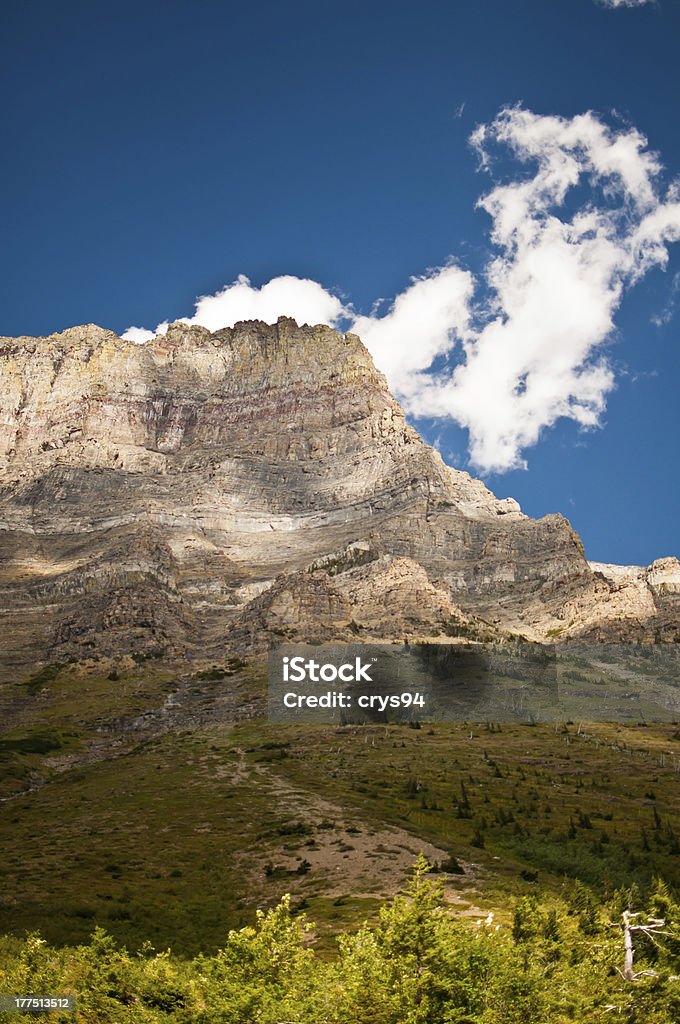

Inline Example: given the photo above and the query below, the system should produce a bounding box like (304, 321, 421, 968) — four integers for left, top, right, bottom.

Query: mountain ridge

(0, 317, 677, 678)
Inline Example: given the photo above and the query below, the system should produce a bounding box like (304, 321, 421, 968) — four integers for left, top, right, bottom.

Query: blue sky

(1, 0, 678, 566)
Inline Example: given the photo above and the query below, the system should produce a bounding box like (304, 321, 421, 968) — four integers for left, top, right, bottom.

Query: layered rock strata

(0, 318, 676, 676)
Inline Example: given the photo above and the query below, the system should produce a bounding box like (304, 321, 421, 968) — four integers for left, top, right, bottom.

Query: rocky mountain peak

(0, 318, 676, 675)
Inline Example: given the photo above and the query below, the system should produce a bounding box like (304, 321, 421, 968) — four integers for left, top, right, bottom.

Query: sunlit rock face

(0, 317, 675, 676)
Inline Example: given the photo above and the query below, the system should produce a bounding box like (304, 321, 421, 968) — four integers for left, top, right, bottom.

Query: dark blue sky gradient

(1, 0, 678, 565)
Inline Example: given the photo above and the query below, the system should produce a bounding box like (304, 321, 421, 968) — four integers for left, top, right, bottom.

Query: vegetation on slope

(1, 859, 679, 1023)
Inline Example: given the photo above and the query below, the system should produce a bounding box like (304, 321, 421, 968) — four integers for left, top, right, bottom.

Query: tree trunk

(622, 911, 635, 981)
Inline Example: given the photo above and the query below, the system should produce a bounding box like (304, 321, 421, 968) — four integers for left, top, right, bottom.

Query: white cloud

(351, 265, 474, 397)
(123, 107, 680, 474)
(122, 274, 347, 342)
(351, 108, 680, 471)
(121, 325, 156, 344)
(597, 0, 654, 8)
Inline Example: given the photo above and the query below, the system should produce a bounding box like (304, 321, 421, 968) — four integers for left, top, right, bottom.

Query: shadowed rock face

(0, 317, 676, 675)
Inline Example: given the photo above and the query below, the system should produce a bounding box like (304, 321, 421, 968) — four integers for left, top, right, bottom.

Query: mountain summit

(0, 317, 677, 677)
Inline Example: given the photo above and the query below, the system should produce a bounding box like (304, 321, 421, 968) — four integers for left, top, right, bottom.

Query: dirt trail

(206, 746, 486, 916)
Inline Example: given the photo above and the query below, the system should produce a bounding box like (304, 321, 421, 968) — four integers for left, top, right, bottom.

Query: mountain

(1, 317, 679, 956)
(0, 317, 677, 680)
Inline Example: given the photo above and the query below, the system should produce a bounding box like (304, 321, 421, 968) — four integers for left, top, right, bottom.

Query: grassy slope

(0, 662, 679, 955)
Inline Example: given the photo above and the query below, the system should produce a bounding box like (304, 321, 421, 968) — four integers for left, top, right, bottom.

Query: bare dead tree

(617, 910, 676, 981)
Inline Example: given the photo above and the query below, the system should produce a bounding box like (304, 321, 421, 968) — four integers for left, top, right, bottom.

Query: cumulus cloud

(351, 265, 474, 396)
(122, 274, 347, 342)
(123, 107, 680, 473)
(352, 108, 680, 471)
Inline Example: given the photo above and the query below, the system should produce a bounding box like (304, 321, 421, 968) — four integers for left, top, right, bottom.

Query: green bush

(0, 861, 678, 1023)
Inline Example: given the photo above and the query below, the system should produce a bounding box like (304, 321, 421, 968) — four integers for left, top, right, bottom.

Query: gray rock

(0, 317, 676, 676)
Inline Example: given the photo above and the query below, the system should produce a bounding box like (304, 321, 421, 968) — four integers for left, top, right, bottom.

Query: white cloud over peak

(350, 265, 474, 396)
(122, 274, 346, 342)
(123, 107, 680, 474)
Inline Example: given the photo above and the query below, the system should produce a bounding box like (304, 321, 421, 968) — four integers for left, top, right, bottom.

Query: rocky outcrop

(0, 318, 676, 676)
(229, 549, 504, 651)
(573, 558, 680, 642)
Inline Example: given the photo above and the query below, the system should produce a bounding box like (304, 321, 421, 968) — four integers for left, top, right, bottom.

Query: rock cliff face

(0, 318, 676, 677)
